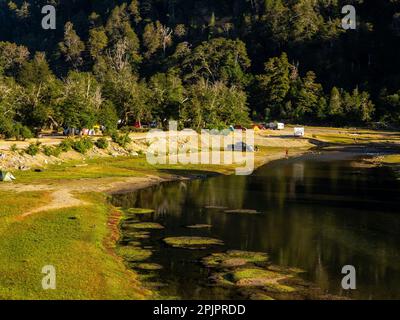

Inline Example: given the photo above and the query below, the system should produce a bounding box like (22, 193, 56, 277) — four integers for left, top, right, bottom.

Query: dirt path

(21, 189, 86, 218)
(2, 175, 170, 219)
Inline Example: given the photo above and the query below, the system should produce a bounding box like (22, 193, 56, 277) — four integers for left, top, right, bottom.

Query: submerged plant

(130, 222, 164, 230)
(116, 246, 152, 262)
(125, 208, 155, 215)
(203, 250, 269, 268)
(163, 236, 224, 249)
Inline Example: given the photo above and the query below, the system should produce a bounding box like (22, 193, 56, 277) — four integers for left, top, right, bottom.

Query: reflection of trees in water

(240, 160, 400, 297)
(188, 177, 248, 208)
(112, 158, 400, 298)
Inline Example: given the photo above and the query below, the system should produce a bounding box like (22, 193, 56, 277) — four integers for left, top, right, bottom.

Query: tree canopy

(0, 0, 399, 138)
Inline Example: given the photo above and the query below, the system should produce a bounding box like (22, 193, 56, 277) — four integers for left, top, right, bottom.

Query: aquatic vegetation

(186, 224, 212, 229)
(134, 263, 163, 271)
(121, 218, 140, 223)
(126, 241, 142, 247)
(116, 246, 152, 262)
(267, 265, 306, 275)
(120, 230, 151, 242)
(249, 293, 275, 300)
(349, 161, 378, 169)
(262, 283, 297, 293)
(120, 218, 140, 227)
(232, 268, 284, 284)
(125, 208, 155, 215)
(203, 250, 302, 298)
(130, 222, 164, 230)
(210, 267, 297, 292)
(203, 250, 269, 268)
(163, 236, 224, 249)
(224, 209, 260, 215)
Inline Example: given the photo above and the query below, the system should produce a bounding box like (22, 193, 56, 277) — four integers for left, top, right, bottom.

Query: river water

(111, 150, 400, 300)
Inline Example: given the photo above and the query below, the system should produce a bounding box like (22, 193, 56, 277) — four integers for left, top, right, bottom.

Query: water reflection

(112, 151, 400, 299)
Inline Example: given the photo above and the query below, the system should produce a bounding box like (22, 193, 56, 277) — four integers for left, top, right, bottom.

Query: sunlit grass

(0, 192, 149, 300)
(379, 154, 400, 164)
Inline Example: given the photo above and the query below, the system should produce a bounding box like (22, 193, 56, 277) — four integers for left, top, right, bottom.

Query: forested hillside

(1, 0, 400, 138)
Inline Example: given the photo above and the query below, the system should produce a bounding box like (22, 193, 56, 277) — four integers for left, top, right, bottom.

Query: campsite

(0, 171, 15, 182)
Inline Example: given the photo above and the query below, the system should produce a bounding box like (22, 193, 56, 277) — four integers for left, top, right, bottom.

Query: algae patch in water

(116, 246, 152, 262)
(232, 268, 288, 285)
(224, 209, 261, 215)
(203, 250, 342, 299)
(125, 208, 155, 215)
(203, 250, 304, 298)
(210, 267, 297, 293)
(120, 231, 151, 243)
(163, 236, 224, 249)
(186, 224, 212, 229)
(131, 222, 165, 230)
(134, 263, 163, 271)
(249, 293, 275, 300)
(203, 250, 269, 268)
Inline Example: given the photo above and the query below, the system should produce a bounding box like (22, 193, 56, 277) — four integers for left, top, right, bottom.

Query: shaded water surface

(111, 151, 400, 299)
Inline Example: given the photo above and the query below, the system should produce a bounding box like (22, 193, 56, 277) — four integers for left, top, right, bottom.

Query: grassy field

(0, 191, 151, 299)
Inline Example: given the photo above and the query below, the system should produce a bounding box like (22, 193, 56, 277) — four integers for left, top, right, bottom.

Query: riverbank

(0, 126, 399, 299)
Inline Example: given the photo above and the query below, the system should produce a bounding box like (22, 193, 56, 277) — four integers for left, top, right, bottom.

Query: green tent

(0, 171, 15, 182)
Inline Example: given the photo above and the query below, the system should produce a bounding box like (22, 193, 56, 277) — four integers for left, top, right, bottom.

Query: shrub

(42, 145, 62, 157)
(72, 137, 94, 154)
(42, 145, 52, 156)
(18, 126, 33, 141)
(25, 141, 41, 156)
(119, 126, 131, 133)
(95, 137, 109, 149)
(111, 132, 132, 148)
(59, 138, 74, 152)
(10, 144, 18, 152)
(9, 123, 33, 141)
(131, 128, 149, 133)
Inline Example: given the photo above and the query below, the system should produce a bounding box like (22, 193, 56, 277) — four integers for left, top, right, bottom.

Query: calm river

(111, 150, 400, 300)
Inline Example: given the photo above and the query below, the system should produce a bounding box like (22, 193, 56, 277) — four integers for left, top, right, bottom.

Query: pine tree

(256, 53, 290, 118)
(328, 87, 342, 116)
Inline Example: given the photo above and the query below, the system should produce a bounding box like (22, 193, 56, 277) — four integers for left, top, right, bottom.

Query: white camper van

(294, 127, 305, 137)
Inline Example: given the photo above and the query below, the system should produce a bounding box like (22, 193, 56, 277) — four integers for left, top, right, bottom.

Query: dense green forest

(1, 0, 400, 138)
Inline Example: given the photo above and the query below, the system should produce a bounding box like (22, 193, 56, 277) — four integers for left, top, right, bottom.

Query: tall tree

(182, 38, 251, 87)
(58, 22, 85, 69)
(256, 53, 290, 118)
